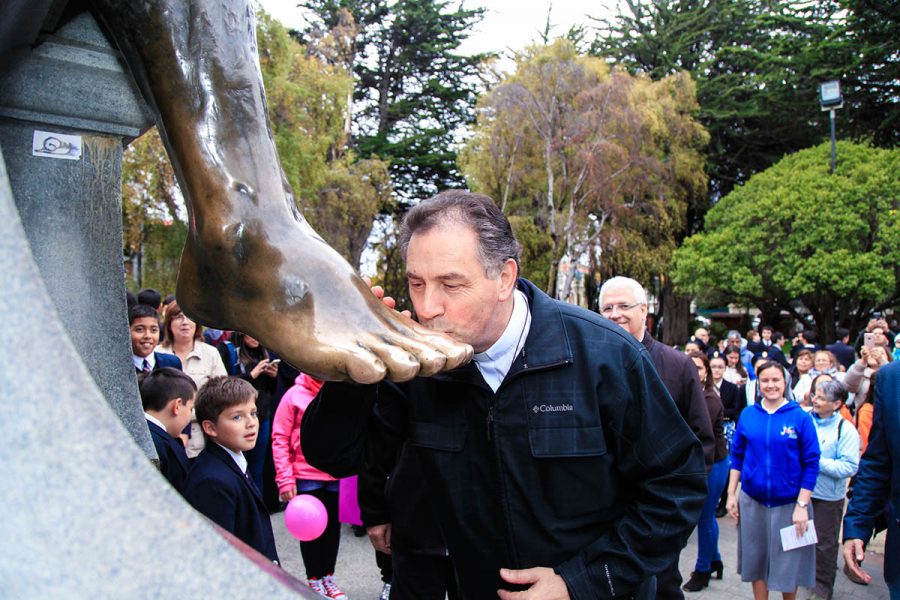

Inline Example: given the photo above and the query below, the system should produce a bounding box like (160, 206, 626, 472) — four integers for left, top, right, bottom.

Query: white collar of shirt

(144, 412, 166, 431)
(133, 353, 155, 370)
(473, 289, 531, 393)
(762, 399, 788, 414)
(215, 442, 248, 473)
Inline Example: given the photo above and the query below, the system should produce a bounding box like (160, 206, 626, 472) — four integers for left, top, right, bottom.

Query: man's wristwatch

(796, 499, 809, 508)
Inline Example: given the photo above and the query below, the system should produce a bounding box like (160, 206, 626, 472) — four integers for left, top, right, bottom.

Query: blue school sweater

(731, 400, 820, 507)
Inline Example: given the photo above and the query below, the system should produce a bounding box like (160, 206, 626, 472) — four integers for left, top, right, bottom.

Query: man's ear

(498, 258, 518, 301)
(200, 419, 217, 439)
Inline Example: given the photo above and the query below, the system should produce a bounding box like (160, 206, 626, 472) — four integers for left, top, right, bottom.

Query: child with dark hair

(129, 305, 182, 373)
(184, 377, 279, 564)
(140, 367, 197, 495)
(137, 287, 162, 310)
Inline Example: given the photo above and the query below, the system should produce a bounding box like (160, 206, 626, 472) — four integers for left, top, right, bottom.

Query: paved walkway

(271, 512, 890, 599)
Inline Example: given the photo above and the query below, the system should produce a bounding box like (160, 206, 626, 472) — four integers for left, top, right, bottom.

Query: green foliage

(257, 12, 353, 201)
(673, 141, 900, 340)
(508, 215, 554, 289)
(308, 155, 395, 266)
(302, 0, 486, 201)
(121, 126, 183, 291)
(593, 0, 899, 208)
(139, 220, 188, 294)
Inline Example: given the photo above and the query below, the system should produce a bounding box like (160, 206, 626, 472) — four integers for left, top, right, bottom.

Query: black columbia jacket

(302, 279, 707, 599)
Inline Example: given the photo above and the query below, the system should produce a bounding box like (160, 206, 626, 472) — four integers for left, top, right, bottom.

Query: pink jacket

(271, 373, 335, 493)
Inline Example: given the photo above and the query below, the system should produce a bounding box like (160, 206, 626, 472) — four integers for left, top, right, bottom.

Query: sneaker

(321, 574, 348, 599)
(308, 577, 326, 596)
(379, 582, 391, 600)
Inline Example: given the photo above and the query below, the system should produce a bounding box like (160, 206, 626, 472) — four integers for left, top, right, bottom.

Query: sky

(256, 0, 616, 63)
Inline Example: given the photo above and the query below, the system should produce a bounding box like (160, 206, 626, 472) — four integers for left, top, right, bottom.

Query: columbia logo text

(532, 404, 574, 413)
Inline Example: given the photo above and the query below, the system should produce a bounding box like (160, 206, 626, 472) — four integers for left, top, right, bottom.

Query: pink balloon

(284, 494, 328, 541)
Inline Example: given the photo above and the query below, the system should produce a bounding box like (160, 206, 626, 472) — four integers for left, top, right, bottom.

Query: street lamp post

(819, 80, 843, 174)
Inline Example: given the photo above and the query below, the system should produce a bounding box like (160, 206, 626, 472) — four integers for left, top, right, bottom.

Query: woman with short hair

(809, 379, 859, 600)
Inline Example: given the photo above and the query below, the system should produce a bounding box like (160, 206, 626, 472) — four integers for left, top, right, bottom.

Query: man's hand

(497, 567, 570, 600)
(367, 523, 392, 554)
(842, 539, 873, 584)
(364, 277, 411, 318)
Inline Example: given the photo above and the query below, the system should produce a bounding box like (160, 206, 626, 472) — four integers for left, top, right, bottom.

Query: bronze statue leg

(90, 0, 471, 382)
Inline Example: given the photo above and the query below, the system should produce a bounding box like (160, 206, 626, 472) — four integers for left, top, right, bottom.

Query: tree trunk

(759, 305, 783, 333)
(660, 277, 691, 346)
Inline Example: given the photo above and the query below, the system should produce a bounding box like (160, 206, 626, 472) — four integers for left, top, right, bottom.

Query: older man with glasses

(599, 276, 715, 599)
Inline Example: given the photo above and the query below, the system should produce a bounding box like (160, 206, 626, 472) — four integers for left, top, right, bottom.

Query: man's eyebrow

(406, 271, 467, 282)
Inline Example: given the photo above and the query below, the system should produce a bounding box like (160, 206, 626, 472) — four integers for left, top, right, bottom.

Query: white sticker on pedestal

(32, 131, 82, 160)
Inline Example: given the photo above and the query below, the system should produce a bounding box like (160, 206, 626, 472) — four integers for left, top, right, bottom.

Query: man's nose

(415, 286, 444, 320)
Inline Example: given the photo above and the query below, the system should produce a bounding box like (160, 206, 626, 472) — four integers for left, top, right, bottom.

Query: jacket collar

(204, 440, 266, 506)
(147, 420, 191, 471)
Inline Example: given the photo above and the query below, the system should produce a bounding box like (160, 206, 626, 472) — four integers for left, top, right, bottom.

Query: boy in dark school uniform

(140, 367, 197, 495)
(184, 377, 279, 564)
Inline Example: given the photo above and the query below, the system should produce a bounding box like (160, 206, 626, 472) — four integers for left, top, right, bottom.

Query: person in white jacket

(809, 379, 860, 600)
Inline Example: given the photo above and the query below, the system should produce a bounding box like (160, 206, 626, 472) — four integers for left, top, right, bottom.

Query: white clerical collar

(216, 442, 248, 473)
(473, 289, 531, 392)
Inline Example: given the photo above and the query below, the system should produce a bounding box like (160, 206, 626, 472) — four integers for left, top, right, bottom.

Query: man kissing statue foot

(91, 0, 472, 383)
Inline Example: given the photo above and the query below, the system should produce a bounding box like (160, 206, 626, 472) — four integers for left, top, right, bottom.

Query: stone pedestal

(0, 144, 311, 597)
(0, 11, 156, 458)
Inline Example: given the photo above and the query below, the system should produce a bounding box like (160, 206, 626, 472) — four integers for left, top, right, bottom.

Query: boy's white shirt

(215, 441, 248, 474)
(133, 353, 155, 370)
(144, 412, 166, 431)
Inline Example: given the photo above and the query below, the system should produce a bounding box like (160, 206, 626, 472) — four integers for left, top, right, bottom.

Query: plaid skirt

(737, 491, 816, 591)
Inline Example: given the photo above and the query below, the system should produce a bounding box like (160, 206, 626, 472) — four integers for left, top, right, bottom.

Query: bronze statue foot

(175, 216, 472, 382)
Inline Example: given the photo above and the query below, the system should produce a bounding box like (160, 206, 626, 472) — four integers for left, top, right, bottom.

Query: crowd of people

(679, 319, 897, 600)
(125, 191, 899, 600)
(128, 290, 368, 599)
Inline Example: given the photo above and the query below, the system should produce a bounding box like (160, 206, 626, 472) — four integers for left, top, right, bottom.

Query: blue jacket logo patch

(780, 425, 797, 439)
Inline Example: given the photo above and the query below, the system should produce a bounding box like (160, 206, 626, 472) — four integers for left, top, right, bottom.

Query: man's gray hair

(598, 276, 648, 306)
(399, 190, 521, 278)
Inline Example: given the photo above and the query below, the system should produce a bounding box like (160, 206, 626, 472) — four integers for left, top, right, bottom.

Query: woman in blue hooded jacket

(726, 360, 821, 600)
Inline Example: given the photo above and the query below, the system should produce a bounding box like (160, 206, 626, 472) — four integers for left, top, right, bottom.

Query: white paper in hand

(780, 520, 818, 551)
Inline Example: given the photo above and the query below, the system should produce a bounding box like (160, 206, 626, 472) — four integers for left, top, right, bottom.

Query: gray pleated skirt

(737, 491, 816, 591)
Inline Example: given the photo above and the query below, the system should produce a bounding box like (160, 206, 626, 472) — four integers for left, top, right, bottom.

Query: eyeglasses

(600, 302, 645, 315)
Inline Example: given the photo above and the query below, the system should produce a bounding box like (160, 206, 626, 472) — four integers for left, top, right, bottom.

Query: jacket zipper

(765, 411, 772, 504)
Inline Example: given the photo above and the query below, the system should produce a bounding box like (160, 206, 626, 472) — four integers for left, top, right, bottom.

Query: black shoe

(682, 571, 711, 592)
(715, 504, 727, 518)
(351, 525, 366, 537)
(710, 559, 724, 579)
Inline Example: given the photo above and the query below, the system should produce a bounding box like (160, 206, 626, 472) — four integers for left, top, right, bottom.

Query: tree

(301, 0, 486, 201)
(259, 10, 397, 265)
(672, 141, 900, 343)
(460, 40, 707, 330)
(593, 0, 899, 199)
(121, 127, 184, 290)
(593, 1, 838, 201)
